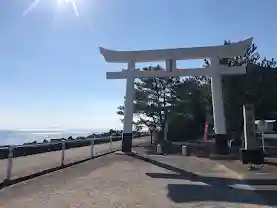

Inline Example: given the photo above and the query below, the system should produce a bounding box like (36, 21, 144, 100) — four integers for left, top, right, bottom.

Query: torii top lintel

(99, 38, 253, 63)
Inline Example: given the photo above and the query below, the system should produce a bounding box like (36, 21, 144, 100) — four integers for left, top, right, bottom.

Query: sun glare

(57, 0, 79, 16)
(23, 0, 80, 17)
(23, 0, 40, 16)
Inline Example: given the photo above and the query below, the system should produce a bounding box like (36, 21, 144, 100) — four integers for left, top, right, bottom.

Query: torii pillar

(99, 38, 253, 154)
(122, 61, 136, 152)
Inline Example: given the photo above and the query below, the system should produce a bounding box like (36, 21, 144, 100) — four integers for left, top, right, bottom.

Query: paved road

(132, 145, 271, 207)
(0, 143, 269, 207)
(217, 156, 277, 207)
(0, 137, 149, 182)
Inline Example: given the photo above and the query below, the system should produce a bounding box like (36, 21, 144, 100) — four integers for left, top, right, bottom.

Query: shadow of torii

(131, 153, 277, 206)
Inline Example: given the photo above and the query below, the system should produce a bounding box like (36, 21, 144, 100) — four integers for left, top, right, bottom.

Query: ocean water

(0, 129, 98, 146)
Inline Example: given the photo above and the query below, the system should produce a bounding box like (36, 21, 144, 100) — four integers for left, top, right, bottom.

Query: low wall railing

(0, 134, 148, 184)
(0, 136, 124, 159)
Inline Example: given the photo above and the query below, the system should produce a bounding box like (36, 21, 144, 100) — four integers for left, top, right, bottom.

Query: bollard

(61, 141, 66, 166)
(182, 145, 187, 156)
(91, 137, 95, 158)
(109, 135, 113, 151)
(261, 132, 265, 153)
(6, 145, 14, 180)
(157, 144, 162, 154)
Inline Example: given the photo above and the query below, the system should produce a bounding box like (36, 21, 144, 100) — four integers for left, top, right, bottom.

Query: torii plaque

(99, 38, 253, 154)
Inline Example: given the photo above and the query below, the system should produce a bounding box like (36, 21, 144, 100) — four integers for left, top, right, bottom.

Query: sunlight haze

(0, 0, 276, 130)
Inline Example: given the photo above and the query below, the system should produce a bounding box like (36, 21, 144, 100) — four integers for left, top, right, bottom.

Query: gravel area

(0, 137, 148, 182)
(0, 153, 173, 207)
(0, 142, 271, 207)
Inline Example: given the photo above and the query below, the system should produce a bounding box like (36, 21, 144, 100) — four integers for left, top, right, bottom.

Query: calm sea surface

(0, 129, 98, 146)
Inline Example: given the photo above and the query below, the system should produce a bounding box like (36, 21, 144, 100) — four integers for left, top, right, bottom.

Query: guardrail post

(61, 141, 66, 166)
(91, 137, 95, 158)
(109, 135, 113, 151)
(6, 145, 14, 181)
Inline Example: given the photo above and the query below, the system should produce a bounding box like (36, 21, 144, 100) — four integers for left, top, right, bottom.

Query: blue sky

(0, 0, 276, 130)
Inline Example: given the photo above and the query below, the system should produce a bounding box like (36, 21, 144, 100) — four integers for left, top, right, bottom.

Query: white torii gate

(99, 38, 253, 154)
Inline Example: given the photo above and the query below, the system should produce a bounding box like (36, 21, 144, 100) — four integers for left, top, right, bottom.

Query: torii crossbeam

(100, 38, 253, 154)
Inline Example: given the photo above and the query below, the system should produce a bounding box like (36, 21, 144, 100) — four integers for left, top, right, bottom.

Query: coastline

(0, 130, 148, 159)
(0, 129, 117, 146)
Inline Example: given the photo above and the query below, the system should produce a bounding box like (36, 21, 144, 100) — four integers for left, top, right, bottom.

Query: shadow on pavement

(264, 160, 277, 167)
(131, 153, 277, 206)
(166, 183, 268, 205)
